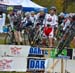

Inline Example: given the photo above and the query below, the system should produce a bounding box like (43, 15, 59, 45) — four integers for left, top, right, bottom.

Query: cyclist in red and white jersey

(43, 6, 58, 47)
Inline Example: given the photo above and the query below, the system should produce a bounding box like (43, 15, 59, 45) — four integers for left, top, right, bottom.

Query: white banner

(45, 58, 75, 73)
(0, 45, 30, 57)
(45, 58, 66, 73)
(73, 49, 75, 59)
(66, 60, 75, 73)
(0, 57, 27, 72)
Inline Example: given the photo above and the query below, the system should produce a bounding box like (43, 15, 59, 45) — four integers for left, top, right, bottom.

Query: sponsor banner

(28, 47, 44, 57)
(50, 49, 67, 58)
(43, 48, 73, 59)
(0, 45, 30, 57)
(27, 58, 45, 71)
(0, 57, 27, 72)
(0, 45, 73, 59)
(8, 45, 30, 57)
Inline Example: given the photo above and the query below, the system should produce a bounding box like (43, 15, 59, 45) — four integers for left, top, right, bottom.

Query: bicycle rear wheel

(4, 33, 15, 44)
(4, 34, 12, 44)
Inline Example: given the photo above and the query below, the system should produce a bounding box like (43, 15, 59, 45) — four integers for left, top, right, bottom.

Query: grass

(0, 37, 75, 48)
(0, 39, 4, 44)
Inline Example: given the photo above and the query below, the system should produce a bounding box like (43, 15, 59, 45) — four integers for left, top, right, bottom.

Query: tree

(66, 2, 75, 13)
(33, 0, 75, 13)
(53, 0, 64, 13)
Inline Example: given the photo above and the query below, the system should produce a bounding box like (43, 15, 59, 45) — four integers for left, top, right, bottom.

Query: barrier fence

(0, 45, 75, 73)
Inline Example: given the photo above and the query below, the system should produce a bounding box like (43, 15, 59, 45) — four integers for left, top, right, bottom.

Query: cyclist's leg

(49, 28, 54, 47)
(18, 31, 23, 45)
(71, 37, 75, 47)
(49, 37, 53, 47)
(42, 33, 47, 47)
(14, 30, 19, 45)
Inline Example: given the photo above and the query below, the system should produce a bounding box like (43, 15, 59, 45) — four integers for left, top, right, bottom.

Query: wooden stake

(61, 59, 64, 73)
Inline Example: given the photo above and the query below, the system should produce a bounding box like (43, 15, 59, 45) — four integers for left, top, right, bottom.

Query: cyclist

(30, 11, 36, 28)
(44, 6, 58, 47)
(62, 14, 71, 32)
(58, 12, 65, 26)
(22, 12, 35, 45)
(58, 12, 65, 39)
(22, 12, 33, 27)
(7, 9, 14, 30)
(13, 10, 23, 45)
(36, 9, 46, 27)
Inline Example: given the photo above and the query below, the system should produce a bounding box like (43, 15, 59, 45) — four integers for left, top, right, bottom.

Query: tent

(20, 0, 47, 12)
(9, 0, 47, 12)
(0, 0, 47, 12)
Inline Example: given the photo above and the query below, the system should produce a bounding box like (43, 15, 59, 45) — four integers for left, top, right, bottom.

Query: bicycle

(4, 25, 16, 44)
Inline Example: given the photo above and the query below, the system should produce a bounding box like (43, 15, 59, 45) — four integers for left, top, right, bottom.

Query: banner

(0, 45, 73, 59)
(0, 57, 27, 72)
(66, 60, 75, 73)
(27, 47, 45, 72)
(27, 58, 45, 71)
(0, 45, 30, 57)
(0, 45, 75, 72)
(43, 48, 73, 59)
(28, 47, 44, 57)
(45, 58, 66, 73)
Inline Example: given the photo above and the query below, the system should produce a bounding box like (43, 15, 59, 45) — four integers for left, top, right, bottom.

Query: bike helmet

(59, 12, 64, 17)
(50, 6, 56, 11)
(25, 12, 30, 16)
(39, 9, 44, 12)
(31, 11, 35, 14)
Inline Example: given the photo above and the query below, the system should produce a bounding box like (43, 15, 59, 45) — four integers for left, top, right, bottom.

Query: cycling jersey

(22, 17, 33, 27)
(63, 19, 71, 31)
(30, 15, 36, 28)
(36, 13, 46, 26)
(45, 14, 58, 27)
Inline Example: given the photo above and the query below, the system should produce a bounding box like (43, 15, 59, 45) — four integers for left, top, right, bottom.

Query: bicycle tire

(4, 34, 12, 44)
(23, 30, 30, 45)
(4, 32, 16, 45)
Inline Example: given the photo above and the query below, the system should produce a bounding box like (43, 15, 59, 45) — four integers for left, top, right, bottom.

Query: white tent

(9, 0, 45, 8)
(8, 0, 47, 12)
(0, 0, 47, 12)
(20, 0, 45, 8)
